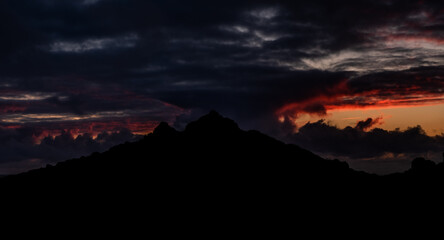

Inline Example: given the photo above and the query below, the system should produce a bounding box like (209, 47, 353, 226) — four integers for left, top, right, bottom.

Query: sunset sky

(1, 0, 444, 174)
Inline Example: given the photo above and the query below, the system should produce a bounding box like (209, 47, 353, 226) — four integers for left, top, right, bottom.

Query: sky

(1, 0, 444, 174)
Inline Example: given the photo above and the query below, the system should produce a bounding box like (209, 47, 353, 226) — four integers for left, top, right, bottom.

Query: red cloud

(45, 118, 159, 137)
(276, 67, 444, 126)
(2, 118, 161, 145)
(0, 105, 27, 113)
(276, 80, 350, 117)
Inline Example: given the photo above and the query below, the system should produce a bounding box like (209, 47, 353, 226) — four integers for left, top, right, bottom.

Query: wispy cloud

(49, 34, 138, 53)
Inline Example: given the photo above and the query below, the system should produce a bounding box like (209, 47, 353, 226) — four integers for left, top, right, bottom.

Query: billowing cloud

(287, 119, 444, 174)
(0, 125, 140, 175)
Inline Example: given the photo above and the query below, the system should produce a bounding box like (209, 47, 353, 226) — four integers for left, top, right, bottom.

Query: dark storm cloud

(1, 0, 442, 97)
(0, 0, 435, 75)
(148, 67, 350, 118)
(349, 66, 444, 95)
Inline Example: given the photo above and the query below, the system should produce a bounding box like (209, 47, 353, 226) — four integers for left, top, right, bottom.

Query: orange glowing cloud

(276, 72, 444, 129)
(26, 118, 160, 144)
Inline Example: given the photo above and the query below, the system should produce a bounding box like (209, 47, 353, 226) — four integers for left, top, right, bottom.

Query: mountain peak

(207, 110, 222, 118)
(184, 111, 240, 135)
(152, 122, 177, 137)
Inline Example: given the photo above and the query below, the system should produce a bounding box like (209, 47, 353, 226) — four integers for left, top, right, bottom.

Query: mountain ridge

(2, 111, 444, 199)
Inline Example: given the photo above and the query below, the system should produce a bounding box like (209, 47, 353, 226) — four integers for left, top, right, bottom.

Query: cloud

(0, 103, 27, 113)
(277, 66, 444, 125)
(287, 119, 443, 160)
(285, 117, 444, 174)
(49, 34, 139, 53)
(0, 86, 185, 136)
(355, 117, 383, 131)
(0, 125, 141, 174)
(0, 92, 57, 101)
(249, 7, 280, 20)
(82, 0, 102, 5)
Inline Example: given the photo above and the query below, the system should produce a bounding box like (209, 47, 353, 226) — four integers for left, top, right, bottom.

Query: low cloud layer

(287, 120, 444, 173)
(0, 126, 140, 174)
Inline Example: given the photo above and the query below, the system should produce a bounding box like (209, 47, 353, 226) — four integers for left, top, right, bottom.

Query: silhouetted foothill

(410, 157, 436, 171)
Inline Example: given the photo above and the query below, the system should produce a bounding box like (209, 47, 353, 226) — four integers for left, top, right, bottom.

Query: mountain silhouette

(1, 111, 366, 189)
(2, 111, 444, 220)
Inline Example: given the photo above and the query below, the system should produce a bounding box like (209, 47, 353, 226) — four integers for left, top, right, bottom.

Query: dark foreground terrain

(2, 111, 369, 189)
(1, 112, 443, 224)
